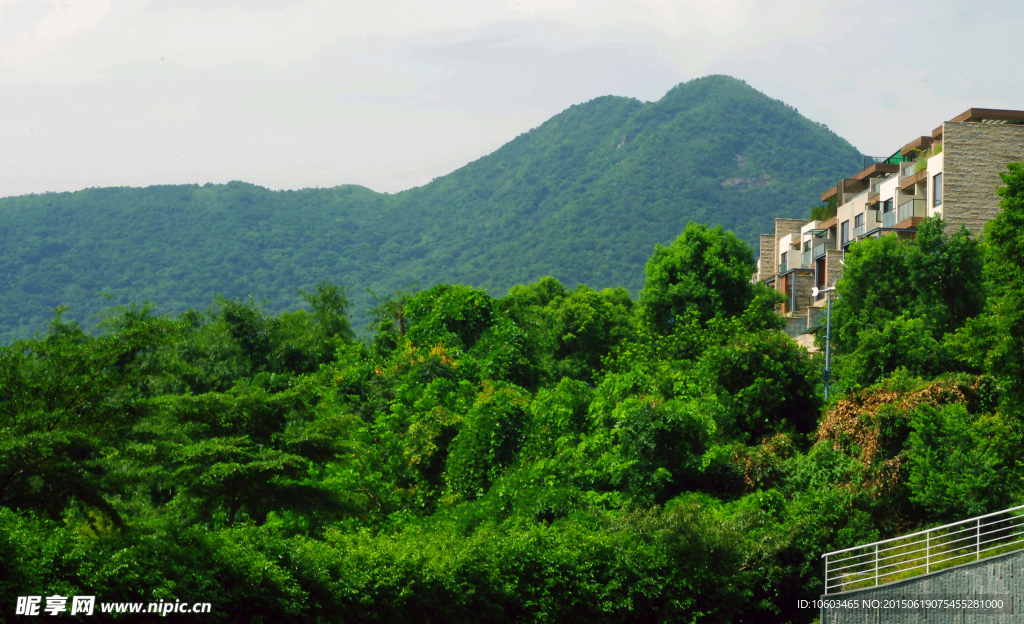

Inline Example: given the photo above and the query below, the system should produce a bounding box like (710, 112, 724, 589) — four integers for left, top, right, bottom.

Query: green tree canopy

(638, 222, 761, 333)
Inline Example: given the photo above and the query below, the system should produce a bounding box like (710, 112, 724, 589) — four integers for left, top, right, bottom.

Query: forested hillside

(0, 75, 861, 342)
(4, 161, 1024, 622)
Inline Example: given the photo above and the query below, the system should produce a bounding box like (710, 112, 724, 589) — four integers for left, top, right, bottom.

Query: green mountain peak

(0, 76, 861, 341)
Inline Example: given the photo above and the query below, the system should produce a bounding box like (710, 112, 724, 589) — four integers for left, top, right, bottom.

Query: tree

(504, 278, 635, 382)
(0, 306, 179, 523)
(694, 329, 820, 440)
(907, 217, 985, 336)
(638, 222, 760, 333)
(829, 234, 915, 354)
(981, 161, 1024, 412)
(907, 403, 1017, 520)
(403, 285, 495, 351)
(444, 382, 531, 501)
(830, 217, 984, 386)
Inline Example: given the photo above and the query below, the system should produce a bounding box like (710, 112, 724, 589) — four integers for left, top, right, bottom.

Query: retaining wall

(821, 549, 1024, 623)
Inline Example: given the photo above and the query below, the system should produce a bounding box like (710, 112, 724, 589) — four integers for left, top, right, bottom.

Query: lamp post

(812, 286, 836, 401)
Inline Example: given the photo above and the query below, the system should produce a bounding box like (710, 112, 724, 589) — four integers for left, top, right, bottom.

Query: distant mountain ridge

(0, 75, 862, 341)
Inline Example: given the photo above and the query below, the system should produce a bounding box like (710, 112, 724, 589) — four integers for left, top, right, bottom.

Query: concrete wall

(944, 121, 1024, 236)
(821, 549, 1024, 624)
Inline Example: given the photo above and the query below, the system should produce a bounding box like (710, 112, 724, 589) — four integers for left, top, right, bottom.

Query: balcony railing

(784, 317, 807, 339)
(870, 177, 893, 196)
(812, 240, 835, 258)
(852, 224, 865, 238)
(881, 210, 897, 228)
(863, 154, 913, 168)
(777, 262, 787, 274)
(898, 199, 926, 224)
(801, 250, 811, 269)
(809, 307, 827, 329)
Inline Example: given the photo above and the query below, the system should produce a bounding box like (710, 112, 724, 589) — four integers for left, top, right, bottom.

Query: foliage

(907, 403, 1019, 520)
(7, 159, 1024, 622)
(0, 306, 179, 523)
(637, 222, 763, 332)
(810, 196, 838, 221)
(913, 143, 942, 174)
(975, 161, 1024, 414)
(827, 216, 984, 388)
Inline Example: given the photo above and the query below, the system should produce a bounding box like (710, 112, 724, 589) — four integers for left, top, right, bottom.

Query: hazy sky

(2, 0, 1022, 198)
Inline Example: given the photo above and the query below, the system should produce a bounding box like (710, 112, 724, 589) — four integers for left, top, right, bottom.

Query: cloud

(0, 0, 1023, 198)
(507, 0, 578, 13)
(33, 0, 111, 40)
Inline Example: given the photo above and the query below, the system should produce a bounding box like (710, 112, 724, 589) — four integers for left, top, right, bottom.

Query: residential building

(755, 108, 1024, 349)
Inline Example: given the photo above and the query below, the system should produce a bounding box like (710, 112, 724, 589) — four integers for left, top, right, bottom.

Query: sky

(2, 0, 1023, 198)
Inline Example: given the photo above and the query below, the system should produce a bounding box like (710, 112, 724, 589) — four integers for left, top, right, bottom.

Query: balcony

(852, 224, 865, 238)
(801, 250, 812, 268)
(882, 210, 897, 228)
(812, 240, 835, 258)
(898, 199, 926, 223)
(899, 168, 928, 191)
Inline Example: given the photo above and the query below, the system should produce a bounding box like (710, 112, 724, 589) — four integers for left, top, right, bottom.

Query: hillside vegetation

(4, 155, 1024, 621)
(0, 75, 861, 342)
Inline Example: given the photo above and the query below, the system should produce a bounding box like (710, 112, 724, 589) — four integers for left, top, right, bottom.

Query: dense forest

(3, 160, 1023, 622)
(0, 75, 862, 343)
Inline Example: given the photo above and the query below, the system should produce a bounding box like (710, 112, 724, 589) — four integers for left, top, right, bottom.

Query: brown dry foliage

(737, 432, 796, 492)
(814, 377, 977, 498)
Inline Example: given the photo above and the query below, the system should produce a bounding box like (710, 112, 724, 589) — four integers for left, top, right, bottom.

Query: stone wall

(821, 549, 1024, 624)
(944, 121, 1024, 236)
(795, 333, 817, 352)
(824, 249, 845, 289)
(758, 233, 776, 282)
(793, 270, 815, 314)
(775, 218, 806, 242)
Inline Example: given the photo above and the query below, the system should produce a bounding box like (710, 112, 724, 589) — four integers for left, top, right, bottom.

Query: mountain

(0, 75, 861, 341)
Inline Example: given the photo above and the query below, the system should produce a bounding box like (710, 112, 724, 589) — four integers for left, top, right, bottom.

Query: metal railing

(823, 505, 1024, 594)
(813, 240, 835, 258)
(809, 306, 826, 328)
(863, 154, 913, 168)
(801, 250, 811, 269)
(881, 210, 897, 228)
(870, 176, 895, 195)
(898, 199, 925, 224)
(784, 317, 807, 338)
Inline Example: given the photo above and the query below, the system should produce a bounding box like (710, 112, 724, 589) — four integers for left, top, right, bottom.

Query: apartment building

(755, 108, 1024, 347)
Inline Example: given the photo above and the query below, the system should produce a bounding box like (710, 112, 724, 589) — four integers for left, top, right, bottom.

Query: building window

(854, 213, 864, 228)
(882, 199, 893, 214)
(933, 172, 943, 207)
(841, 221, 849, 246)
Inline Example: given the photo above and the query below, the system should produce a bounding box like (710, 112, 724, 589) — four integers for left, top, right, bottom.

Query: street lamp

(812, 285, 836, 401)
